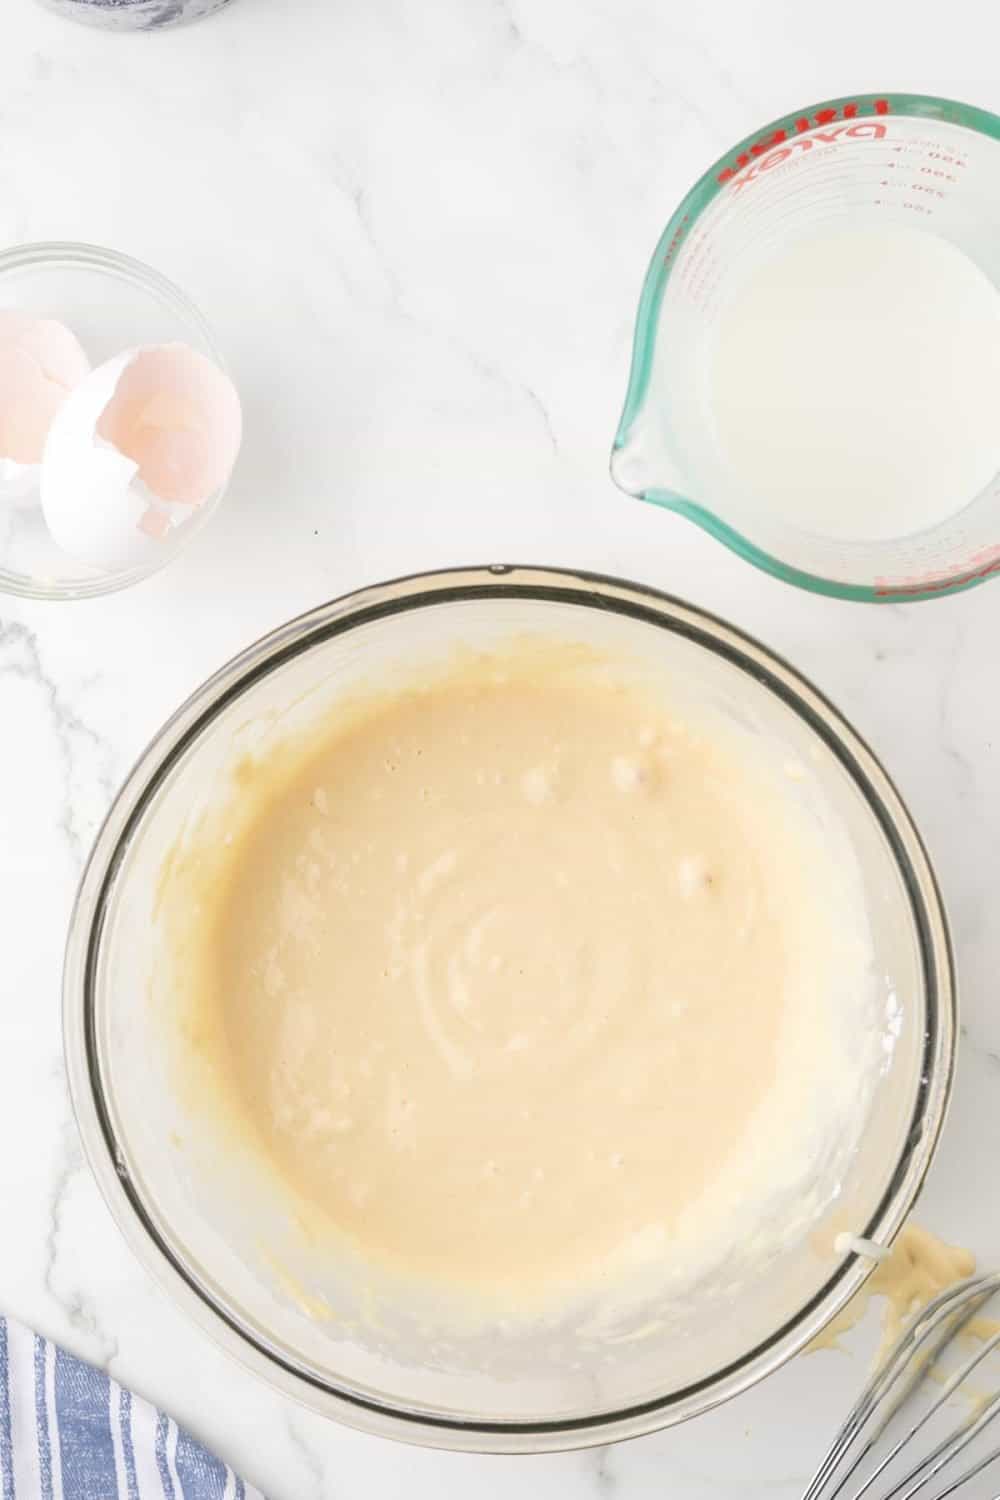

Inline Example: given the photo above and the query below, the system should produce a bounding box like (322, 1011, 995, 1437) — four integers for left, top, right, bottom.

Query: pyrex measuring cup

(611, 94, 1000, 602)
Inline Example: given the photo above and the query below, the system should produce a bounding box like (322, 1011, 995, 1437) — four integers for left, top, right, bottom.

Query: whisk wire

(803, 1277, 1000, 1500)
(856, 1329, 1000, 1500)
(890, 1365, 1000, 1498)
(925, 1434, 1000, 1498)
(803, 1272, 1000, 1500)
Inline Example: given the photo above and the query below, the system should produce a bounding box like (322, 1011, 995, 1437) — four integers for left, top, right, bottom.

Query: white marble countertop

(3, 0, 1000, 1494)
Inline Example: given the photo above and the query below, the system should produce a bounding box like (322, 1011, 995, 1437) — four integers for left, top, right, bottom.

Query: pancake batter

(182, 645, 875, 1304)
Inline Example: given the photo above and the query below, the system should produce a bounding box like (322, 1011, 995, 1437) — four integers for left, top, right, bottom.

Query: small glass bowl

(0, 242, 230, 601)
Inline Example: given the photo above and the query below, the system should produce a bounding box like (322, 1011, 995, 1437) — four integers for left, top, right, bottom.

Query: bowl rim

(62, 563, 957, 1451)
(0, 239, 230, 602)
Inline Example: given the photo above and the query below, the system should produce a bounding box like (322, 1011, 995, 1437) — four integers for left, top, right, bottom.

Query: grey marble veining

(3, 1, 1000, 1496)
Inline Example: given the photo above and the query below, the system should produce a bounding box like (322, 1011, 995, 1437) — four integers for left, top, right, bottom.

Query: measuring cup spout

(610, 410, 692, 510)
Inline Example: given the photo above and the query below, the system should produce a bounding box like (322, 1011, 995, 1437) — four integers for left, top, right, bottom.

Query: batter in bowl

(180, 643, 876, 1310)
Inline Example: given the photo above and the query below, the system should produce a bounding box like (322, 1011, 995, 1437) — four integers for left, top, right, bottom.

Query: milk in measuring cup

(709, 225, 1000, 541)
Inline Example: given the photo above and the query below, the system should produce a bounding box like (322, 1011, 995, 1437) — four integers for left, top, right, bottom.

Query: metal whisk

(803, 1272, 1000, 1499)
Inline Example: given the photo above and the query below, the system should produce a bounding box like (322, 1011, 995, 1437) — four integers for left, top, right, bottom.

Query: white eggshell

(40, 344, 241, 574)
(0, 311, 91, 507)
(0, 457, 40, 505)
(41, 351, 156, 571)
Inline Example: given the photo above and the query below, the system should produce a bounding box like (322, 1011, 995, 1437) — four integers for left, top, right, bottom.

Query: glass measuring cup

(611, 94, 1000, 602)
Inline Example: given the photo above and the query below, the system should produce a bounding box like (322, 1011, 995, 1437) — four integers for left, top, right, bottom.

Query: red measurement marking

(748, 128, 788, 158)
(661, 213, 691, 266)
(876, 545, 1000, 597)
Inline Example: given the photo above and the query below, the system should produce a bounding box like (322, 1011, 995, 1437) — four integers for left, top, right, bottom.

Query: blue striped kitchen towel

(0, 1315, 266, 1500)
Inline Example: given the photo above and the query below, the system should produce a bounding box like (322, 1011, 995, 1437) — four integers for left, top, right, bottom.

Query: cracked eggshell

(0, 311, 91, 502)
(40, 343, 242, 573)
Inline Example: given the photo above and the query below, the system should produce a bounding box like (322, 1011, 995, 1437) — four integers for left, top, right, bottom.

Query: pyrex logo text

(718, 100, 891, 189)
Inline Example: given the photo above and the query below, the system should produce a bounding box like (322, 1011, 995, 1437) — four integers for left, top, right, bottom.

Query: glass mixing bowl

(63, 566, 955, 1451)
